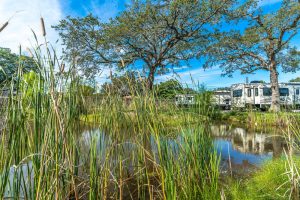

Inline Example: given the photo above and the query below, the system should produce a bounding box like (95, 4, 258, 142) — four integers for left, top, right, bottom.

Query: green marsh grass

(0, 36, 221, 200)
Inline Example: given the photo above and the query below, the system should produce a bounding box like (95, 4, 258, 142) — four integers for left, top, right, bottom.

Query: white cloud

(0, 0, 62, 53)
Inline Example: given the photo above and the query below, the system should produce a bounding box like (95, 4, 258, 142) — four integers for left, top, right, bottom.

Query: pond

(3, 123, 296, 198)
(79, 124, 291, 175)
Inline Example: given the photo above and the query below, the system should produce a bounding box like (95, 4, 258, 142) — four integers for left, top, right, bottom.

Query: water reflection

(79, 125, 294, 175)
(211, 125, 289, 173)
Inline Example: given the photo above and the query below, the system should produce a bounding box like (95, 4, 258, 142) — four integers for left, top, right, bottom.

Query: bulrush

(40, 17, 46, 36)
(0, 21, 8, 33)
(60, 63, 65, 73)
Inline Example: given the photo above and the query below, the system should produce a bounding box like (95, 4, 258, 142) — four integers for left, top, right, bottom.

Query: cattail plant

(40, 17, 46, 37)
(0, 21, 8, 32)
(0, 17, 222, 199)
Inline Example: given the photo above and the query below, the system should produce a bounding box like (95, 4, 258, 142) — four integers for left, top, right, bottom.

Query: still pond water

(81, 124, 290, 174)
(211, 124, 288, 174)
(4, 124, 292, 197)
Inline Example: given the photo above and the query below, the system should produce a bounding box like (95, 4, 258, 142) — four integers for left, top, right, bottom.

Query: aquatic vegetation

(0, 37, 220, 200)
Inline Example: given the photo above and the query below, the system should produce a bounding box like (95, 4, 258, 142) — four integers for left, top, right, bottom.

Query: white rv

(212, 90, 231, 109)
(175, 94, 195, 106)
(231, 81, 300, 109)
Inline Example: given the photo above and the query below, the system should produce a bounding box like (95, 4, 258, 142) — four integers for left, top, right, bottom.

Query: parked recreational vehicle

(175, 94, 195, 106)
(212, 90, 231, 109)
(231, 81, 300, 109)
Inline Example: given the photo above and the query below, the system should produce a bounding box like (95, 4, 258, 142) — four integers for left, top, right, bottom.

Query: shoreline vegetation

(81, 105, 300, 130)
(0, 40, 222, 199)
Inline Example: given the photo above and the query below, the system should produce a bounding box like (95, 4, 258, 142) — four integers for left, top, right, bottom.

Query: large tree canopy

(54, 0, 235, 90)
(205, 0, 300, 112)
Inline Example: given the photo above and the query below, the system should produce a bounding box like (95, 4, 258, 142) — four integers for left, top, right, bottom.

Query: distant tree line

(290, 77, 300, 82)
(100, 71, 195, 99)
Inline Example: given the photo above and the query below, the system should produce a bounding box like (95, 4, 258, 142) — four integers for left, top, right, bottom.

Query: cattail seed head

(60, 63, 65, 73)
(40, 17, 46, 36)
(0, 21, 9, 33)
(120, 58, 125, 68)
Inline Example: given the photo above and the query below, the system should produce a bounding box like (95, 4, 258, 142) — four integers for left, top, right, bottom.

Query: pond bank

(223, 157, 300, 200)
(217, 111, 300, 128)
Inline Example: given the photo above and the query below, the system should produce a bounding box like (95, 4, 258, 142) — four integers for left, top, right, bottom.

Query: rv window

(279, 88, 289, 96)
(255, 88, 259, 96)
(296, 89, 300, 95)
(263, 88, 272, 96)
(247, 89, 251, 97)
(233, 89, 242, 97)
(187, 97, 193, 101)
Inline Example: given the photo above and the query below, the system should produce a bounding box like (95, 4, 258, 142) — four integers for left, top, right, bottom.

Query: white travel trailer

(175, 94, 195, 106)
(212, 90, 231, 109)
(231, 81, 300, 109)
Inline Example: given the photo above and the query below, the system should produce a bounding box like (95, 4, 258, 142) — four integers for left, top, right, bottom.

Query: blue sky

(1, 0, 300, 89)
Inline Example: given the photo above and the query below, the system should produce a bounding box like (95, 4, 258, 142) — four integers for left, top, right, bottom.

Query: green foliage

(54, 0, 236, 89)
(290, 77, 300, 82)
(226, 158, 300, 200)
(0, 47, 35, 84)
(248, 158, 298, 199)
(155, 79, 183, 99)
(20, 71, 44, 109)
(101, 71, 145, 96)
(53, 14, 103, 79)
(78, 84, 95, 96)
(224, 179, 252, 200)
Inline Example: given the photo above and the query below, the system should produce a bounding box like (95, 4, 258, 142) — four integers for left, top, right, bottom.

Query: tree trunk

(269, 62, 280, 112)
(146, 67, 156, 90)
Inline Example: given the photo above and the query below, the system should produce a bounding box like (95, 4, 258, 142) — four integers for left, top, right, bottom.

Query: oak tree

(54, 0, 234, 90)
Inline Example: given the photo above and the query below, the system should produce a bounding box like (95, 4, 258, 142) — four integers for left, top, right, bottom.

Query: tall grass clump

(84, 80, 221, 199)
(225, 158, 300, 200)
(0, 30, 220, 199)
(0, 35, 84, 198)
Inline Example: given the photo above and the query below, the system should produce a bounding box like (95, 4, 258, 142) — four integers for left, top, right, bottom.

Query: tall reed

(0, 33, 220, 200)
